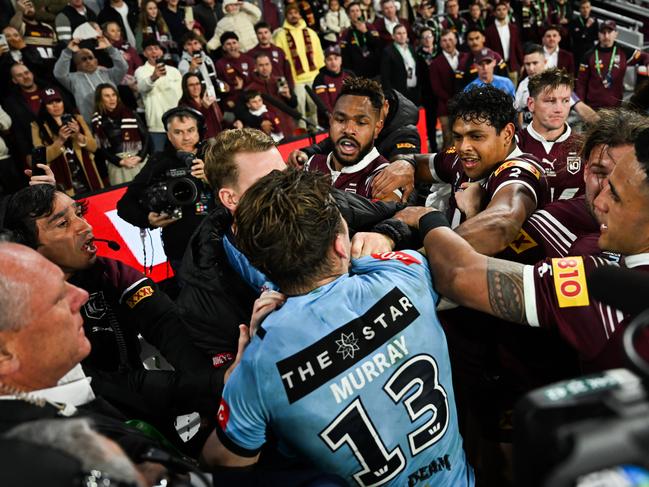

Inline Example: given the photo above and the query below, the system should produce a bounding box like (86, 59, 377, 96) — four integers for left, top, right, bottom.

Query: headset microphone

(93, 238, 121, 251)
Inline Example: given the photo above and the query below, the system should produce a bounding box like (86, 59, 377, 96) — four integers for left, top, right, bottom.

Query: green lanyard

(594, 46, 617, 78)
(578, 15, 586, 28)
(352, 30, 365, 47)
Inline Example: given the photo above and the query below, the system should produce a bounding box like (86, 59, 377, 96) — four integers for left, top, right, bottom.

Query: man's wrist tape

(419, 211, 450, 237)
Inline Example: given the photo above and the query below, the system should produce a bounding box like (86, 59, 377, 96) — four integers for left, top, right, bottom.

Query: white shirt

(0, 365, 95, 416)
(496, 20, 510, 62)
(442, 49, 459, 71)
(395, 43, 418, 88)
(384, 17, 400, 35)
(114, 3, 137, 48)
(527, 121, 572, 154)
(544, 46, 558, 69)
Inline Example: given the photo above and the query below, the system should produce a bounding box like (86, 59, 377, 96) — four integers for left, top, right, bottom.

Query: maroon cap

(599, 20, 616, 32)
(474, 47, 497, 64)
(41, 87, 63, 104)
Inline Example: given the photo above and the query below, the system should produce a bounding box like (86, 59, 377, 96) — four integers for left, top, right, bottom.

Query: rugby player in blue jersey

(201, 169, 474, 487)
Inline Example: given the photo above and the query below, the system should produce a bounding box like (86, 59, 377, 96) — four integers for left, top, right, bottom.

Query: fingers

(350, 234, 365, 259)
(401, 184, 414, 203)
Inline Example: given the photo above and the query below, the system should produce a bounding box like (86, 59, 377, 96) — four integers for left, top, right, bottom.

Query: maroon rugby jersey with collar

(523, 253, 649, 372)
(304, 147, 390, 199)
(517, 124, 585, 202)
(429, 145, 549, 227)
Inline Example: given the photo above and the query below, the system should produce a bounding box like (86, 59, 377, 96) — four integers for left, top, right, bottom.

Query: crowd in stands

(1, 0, 648, 196)
(2, 0, 649, 486)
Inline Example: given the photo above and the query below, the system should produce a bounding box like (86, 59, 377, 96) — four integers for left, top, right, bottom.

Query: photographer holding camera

(117, 106, 214, 275)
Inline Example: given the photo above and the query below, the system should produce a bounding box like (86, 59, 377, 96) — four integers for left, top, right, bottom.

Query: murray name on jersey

(277, 287, 419, 404)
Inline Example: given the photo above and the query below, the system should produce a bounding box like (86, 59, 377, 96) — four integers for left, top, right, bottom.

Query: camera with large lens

(140, 150, 201, 220)
(514, 305, 649, 487)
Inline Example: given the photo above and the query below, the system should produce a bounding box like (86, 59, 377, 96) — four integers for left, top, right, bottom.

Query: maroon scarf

(285, 27, 317, 75)
(92, 103, 143, 156)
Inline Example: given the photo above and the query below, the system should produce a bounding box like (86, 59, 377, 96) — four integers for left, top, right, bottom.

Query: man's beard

(332, 136, 374, 167)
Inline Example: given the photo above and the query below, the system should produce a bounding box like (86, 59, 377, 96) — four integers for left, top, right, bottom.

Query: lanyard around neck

(595, 45, 617, 78)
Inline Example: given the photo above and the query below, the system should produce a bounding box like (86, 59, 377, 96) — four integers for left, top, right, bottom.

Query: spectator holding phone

(134, 38, 183, 152)
(135, 0, 177, 63)
(30, 87, 102, 195)
(178, 31, 222, 102)
(53, 35, 128, 124)
(91, 83, 149, 186)
(178, 72, 223, 138)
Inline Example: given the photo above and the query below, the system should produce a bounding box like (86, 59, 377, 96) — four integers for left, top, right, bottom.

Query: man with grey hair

(5, 418, 145, 486)
(53, 34, 128, 124)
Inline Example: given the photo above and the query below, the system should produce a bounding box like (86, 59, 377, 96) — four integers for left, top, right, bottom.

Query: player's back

(225, 251, 473, 487)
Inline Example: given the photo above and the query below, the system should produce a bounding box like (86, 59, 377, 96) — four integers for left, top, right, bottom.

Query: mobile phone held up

(61, 113, 74, 126)
(31, 146, 47, 176)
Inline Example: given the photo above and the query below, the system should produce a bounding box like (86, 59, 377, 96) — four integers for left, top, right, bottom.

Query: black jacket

(116, 144, 214, 261)
(97, 1, 139, 35)
(380, 43, 420, 104)
(177, 191, 410, 359)
(303, 88, 421, 161)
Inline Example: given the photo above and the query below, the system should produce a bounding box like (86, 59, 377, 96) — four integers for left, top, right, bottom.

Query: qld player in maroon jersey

(304, 77, 400, 201)
(415, 85, 549, 256)
(517, 68, 584, 202)
(504, 108, 649, 263)
(404, 125, 649, 373)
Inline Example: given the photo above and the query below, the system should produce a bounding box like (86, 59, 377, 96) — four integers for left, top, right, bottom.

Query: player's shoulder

(492, 152, 545, 180)
(353, 250, 429, 275)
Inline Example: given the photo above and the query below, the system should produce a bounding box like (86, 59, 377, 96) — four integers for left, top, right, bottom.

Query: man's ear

(0, 341, 20, 378)
(526, 95, 535, 115)
(502, 122, 516, 146)
(374, 113, 385, 138)
(219, 187, 238, 212)
(333, 233, 349, 261)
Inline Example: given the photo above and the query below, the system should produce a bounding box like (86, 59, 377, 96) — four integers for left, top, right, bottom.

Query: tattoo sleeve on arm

(486, 258, 528, 325)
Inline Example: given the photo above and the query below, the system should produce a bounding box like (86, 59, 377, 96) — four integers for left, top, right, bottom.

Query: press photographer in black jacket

(117, 107, 214, 275)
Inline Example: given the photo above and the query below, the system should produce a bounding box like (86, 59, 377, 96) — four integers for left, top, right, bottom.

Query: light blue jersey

(464, 75, 516, 98)
(217, 250, 474, 487)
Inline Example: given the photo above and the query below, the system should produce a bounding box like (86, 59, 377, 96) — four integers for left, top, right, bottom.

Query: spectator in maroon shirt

(576, 20, 649, 109)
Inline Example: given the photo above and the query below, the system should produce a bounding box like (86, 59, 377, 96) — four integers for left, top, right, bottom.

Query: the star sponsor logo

(336, 332, 360, 359)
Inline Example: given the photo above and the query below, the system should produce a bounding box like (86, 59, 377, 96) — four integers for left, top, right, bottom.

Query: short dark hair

(448, 85, 515, 133)
(203, 128, 276, 190)
(244, 90, 262, 102)
(254, 21, 271, 31)
(392, 23, 407, 34)
(181, 30, 202, 47)
(635, 127, 649, 180)
(346, 1, 361, 10)
(254, 51, 272, 62)
(339, 77, 384, 113)
(1, 185, 76, 249)
(220, 31, 238, 45)
(542, 24, 561, 36)
(523, 43, 544, 56)
(466, 27, 485, 38)
(580, 108, 649, 162)
(528, 67, 573, 98)
(440, 28, 456, 38)
(234, 169, 343, 294)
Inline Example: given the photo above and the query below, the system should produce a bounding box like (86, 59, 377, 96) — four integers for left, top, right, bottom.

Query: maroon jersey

(247, 44, 295, 88)
(215, 53, 255, 105)
(429, 145, 549, 227)
(576, 44, 649, 109)
(304, 148, 390, 199)
(500, 195, 600, 264)
(523, 254, 649, 372)
(517, 125, 584, 202)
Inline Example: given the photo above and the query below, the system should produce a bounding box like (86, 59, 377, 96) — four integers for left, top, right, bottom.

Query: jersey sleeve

(429, 147, 459, 184)
(487, 158, 546, 206)
(216, 343, 269, 456)
(522, 256, 624, 361)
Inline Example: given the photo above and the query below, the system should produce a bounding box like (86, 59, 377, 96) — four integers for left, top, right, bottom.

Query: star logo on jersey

(336, 332, 360, 360)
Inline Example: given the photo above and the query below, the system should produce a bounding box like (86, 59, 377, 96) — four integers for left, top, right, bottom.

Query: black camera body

(514, 308, 649, 487)
(140, 151, 200, 220)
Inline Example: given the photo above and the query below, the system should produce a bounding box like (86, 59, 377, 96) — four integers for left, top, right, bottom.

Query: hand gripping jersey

(523, 254, 649, 372)
(218, 251, 474, 487)
(428, 146, 549, 227)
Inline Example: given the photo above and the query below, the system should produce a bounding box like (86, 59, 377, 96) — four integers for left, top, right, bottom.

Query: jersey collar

(526, 122, 571, 152)
(327, 146, 380, 174)
(624, 253, 649, 268)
